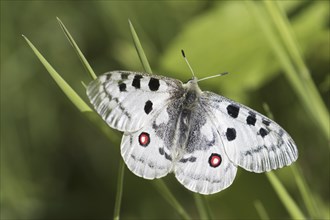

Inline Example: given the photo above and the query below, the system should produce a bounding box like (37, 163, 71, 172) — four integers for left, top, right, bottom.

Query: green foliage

(22, 35, 92, 113)
(1, 1, 329, 220)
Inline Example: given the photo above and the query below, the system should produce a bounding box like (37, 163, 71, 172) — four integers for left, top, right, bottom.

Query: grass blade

(263, 1, 329, 141)
(22, 35, 92, 113)
(254, 0, 329, 214)
(153, 180, 191, 220)
(56, 19, 126, 218)
(25, 25, 125, 220)
(114, 159, 125, 220)
(254, 200, 270, 220)
(57, 17, 97, 80)
(266, 172, 305, 219)
(194, 194, 213, 219)
(23, 35, 121, 144)
(290, 164, 320, 219)
(262, 103, 305, 219)
(248, 6, 305, 212)
(55, 19, 121, 144)
(128, 19, 152, 73)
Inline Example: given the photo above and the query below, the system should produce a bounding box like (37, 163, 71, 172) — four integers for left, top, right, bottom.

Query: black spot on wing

(278, 129, 284, 137)
(259, 128, 269, 138)
(119, 83, 126, 92)
(159, 148, 164, 155)
(189, 157, 196, 162)
(262, 119, 271, 126)
(158, 147, 172, 161)
(144, 100, 153, 114)
(121, 72, 129, 79)
(179, 156, 197, 163)
(149, 78, 160, 91)
(226, 128, 236, 141)
(246, 114, 256, 126)
(132, 75, 143, 89)
(227, 104, 240, 118)
(179, 158, 188, 163)
(101, 84, 131, 119)
(106, 74, 111, 80)
(165, 153, 172, 161)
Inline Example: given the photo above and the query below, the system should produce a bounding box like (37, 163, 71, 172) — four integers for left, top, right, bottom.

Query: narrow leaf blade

(194, 194, 213, 220)
(266, 172, 306, 219)
(23, 35, 92, 113)
(128, 20, 152, 73)
(114, 159, 125, 220)
(153, 179, 191, 220)
(57, 17, 97, 80)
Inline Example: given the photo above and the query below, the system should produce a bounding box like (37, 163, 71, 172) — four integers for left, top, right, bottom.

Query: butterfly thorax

(182, 77, 202, 105)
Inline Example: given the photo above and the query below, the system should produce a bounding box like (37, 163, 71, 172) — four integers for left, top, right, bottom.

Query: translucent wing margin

(201, 91, 298, 173)
(87, 71, 183, 132)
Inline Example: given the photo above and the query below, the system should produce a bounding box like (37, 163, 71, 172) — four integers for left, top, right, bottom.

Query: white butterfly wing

(174, 103, 237, 195)
(201, 92, 298, 173)
(121, 106, 175, 179)
(87, 71, 183, 132)
(87, 70, 298, 194)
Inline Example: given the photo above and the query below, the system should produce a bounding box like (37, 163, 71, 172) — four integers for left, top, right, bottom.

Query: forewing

(201, 91, 298, 173)
(87, 71, 183, 132)
(174, 105, 237, 195)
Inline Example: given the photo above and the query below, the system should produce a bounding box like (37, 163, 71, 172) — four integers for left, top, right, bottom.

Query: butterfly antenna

(181, 49, 195, 78)
(197, 72, 229, 82)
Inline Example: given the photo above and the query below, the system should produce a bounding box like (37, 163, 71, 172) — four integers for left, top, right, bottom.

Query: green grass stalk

(23, 35, 92, 113)
(262, 103, 306, 219)
(249, 1, 328, 215)
(24, 34, 122, 146)
(58, 20, 126, 218)
(194, 194, 213, 219)
(114, 160, 125, 220)
(57, 17, 97, 80)
(128, 19, 152, 73)
(153, 180, 191, 220)
(263, 1, 329, 141)
(266, 172, 305, 219)
(290, 164, 320, 219)
(254, 200, 270, 220)
(25, 28, 125, 220)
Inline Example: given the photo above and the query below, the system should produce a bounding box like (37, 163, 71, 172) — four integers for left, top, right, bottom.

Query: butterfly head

(186, 76, 198, 84)
(185, 77, 200, 88)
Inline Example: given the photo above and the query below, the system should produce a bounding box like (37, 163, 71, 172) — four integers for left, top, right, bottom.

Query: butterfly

(86, 61, 298, 195)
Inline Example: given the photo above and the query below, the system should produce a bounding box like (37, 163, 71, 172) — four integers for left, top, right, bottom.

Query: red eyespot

(209, 153, 222, 168)
(138, 132, 150, 147)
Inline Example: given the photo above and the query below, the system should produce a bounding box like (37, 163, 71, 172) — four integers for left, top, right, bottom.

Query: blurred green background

(1, 1, 329, 219)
